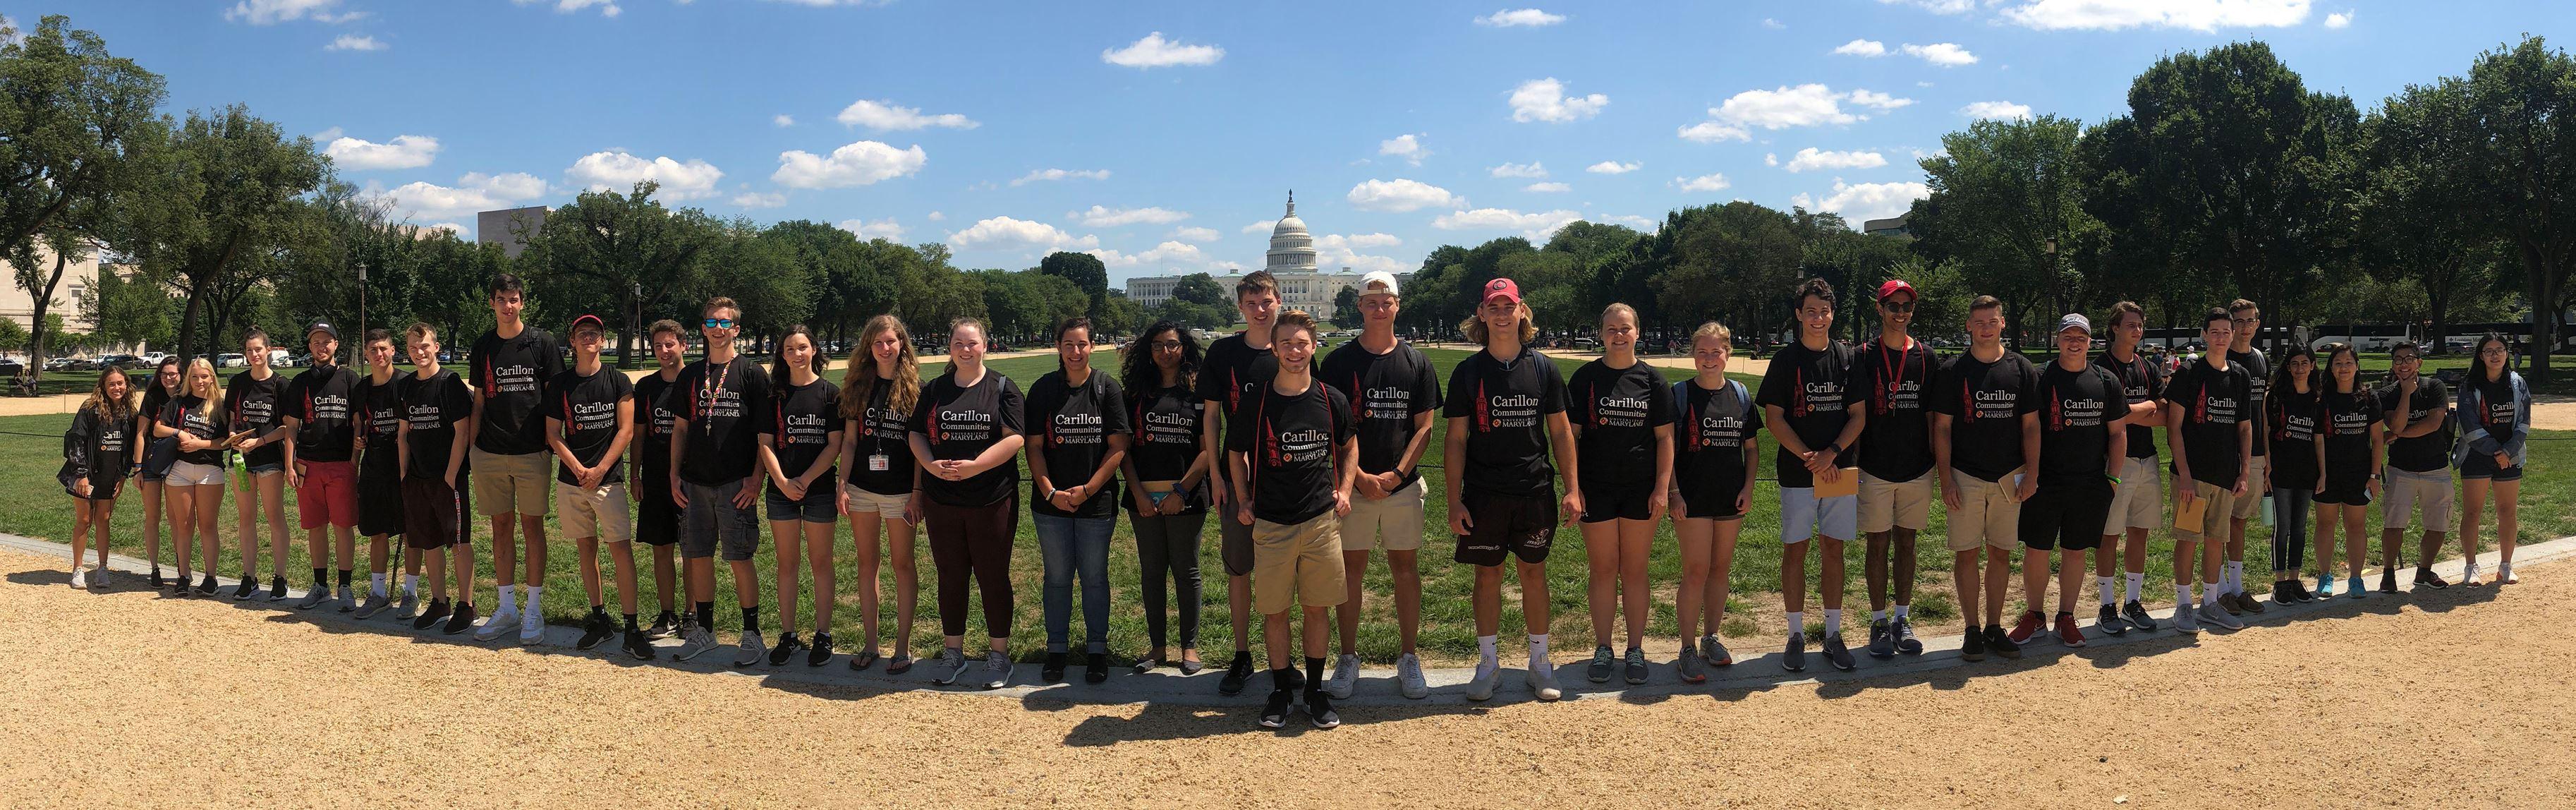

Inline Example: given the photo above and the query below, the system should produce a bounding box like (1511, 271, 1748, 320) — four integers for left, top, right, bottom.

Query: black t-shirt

(674, 356, 774, 487)
(358, 373, 406, 477)
(285, 363, 360, 464)
(68, 407, 132, 483)
(633, 370, 682, 485)
(1026, 370, 1129, 519)
(1568, 359, 1674, 490)
(2163, 358, 2254, 488)
(1675, 377, 1754, 502)
(760, 377, 842, 494)
(469, 326, 566, 455)
(1442, 346, 1569, 497)
(140, 382, 174, 442)
(1197, 334, 1277, 450)
(1228, 382, 1353, 525)
(1754, 339, 1858, 488)
(226, 370, 289, 468)
(547, 366, 634, 485)
(400, 370, 474, 481)
(1318, 339, 1441, 489)
(2320, 387, 2383, 480)
(2229, 347, 2271, 457)
(2098, 349, 2165, 460)
(844, 377, 918, 497)
(2378, 377, 2452, 473)
(162, 396, 231, 467)
(1851, 338, 1937, 482)
(2469, 374, 2520, 440)
(2267, 386, 2323, 490)
(1931, 351, 2041, 483)
(2034, 361, 2131, 481)
(1126, 382, 1207, 514)
(909, 370, 1025, 507)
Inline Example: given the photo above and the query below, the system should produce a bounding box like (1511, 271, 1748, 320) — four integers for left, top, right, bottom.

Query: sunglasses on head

(703, 318, 735, 330)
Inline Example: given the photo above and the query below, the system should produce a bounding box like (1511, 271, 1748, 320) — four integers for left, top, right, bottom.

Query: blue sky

(28, 1, 2573, 288)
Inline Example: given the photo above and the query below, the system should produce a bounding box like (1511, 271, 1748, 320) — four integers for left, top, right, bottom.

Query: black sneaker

(1042, 651, 1069, 683)
(150, 568, 166, 588)
(645, 611, 680, 640)
(1084, 652, 1109, 684)
(1586, 645, 1616, 683)
(2097, 604, 2130, 636)
(622, 628, 656, 660)
(1219, 651, 1254, 695)
(577, 612, 616, 650)
(807, 632, 834, 667)
(231, 578, 258, 600)
(767, 632, 806, 666)
(269, 575, 291, 601)
(2379, 570, 2400, 593)
(1304, 689, 1339, 729)
(2290, 580, 2317, 603)
(1258, 689, 1292, 729)
(2122, 600, 2158, 631)
(1782, 633, 1807, 673)
(1822, 634, 1856, 672)
(1960, 624, 1986, 661)
(1892, 617, 1923, 655)
(1983, 625, 2022, 660)
(2413, 568, 2448, 590)
(413, 599, 451, 631)
(1866, 618, 1896, 659)
(197, 573, 219, 595)
(442, 603, 478, 635)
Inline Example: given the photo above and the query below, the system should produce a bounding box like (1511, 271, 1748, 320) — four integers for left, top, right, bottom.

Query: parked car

(217, 352, 246, 368)
(0, 358, 23, 380)
(102, 353, 142, 370)
(138, 351, 166, 365)
(42, 357, 73, 373)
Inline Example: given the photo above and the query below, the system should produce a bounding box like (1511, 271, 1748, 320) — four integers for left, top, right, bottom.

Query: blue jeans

(1035, 513, 1114, 654)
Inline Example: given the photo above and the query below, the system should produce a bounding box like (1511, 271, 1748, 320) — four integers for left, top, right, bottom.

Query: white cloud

(1784, 147, 1888, 172)
(1878, 0, 1976, 13)
(1431, 207, 1585, 238)
(948, 216, 1098, 250)
(2324, 10, 2351, 28)
(514, 0, 622, 17)
(1696, 85, 1910, 135)
(567, 152, 725, 198)
(1672, 173, 1732, 193)
(1168, 226, 1221, 243)
(772, 114, 795, 128)
(837, 218, 906, 241)
(1346, 179, 1464, 212)
(1010, 168, 1110, 186)
(379, 171, 549, 221)
(1848, 89, 1915, 111)
(1604, 214, 1660, 231)
(1792, 179, 1931, 224)
(1339, 233, 1403, 248)
(1834, 39, 1888, 57)
(1524, 181, 1572, 193)
(836, 99, 979, 131)
(1958, 100, 2033, 120)
(325, 35, 384, 52)
(1379, 133, 1430, 166)
(1102, 32, 1224, 68)
(1241, 220, 1278, 234)
(770, 140, 925, 189)
(1761, 18, 1787, 29)
(1489, 161, 1548, 179)
(416, 222, 468, 238)
(325, 134, 438, 170)
(1586, 160, 1641, 174)
(312, 126, 343, 141)
(1072, 205, 1191, 227)
(1765, 153, 1780, 167)
(1677, 121, 1751, 143)
(1998, 0, 2311, 32)
(926, 211, 946, 222)
(1508, 78, 1609, 123)
(1901, 42, 1978, 66)
(732, 191, 787, 209)
(1311, 234, 1410, 273)
(1474, 8, 1566, 27)
(226, 0, 346, 25)
(1090, 241, 1209, 269)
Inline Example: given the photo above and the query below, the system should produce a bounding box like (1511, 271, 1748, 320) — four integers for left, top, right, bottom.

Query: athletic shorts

(2459, 453, 2525, 483)
(1676, 469, 1746, 521)
(358, 466, 405, 537)
(1945, 471, 2021, 552)
(1578, 480, 1651, 523)
(2172, 479, 2236, 543)
(682, 478, 760, 561)
(843, 483, 914, 519)
(468, 447, 551, 517)
(1220, 508, 1256, 577)
(2381, 467, 2454, 530)
(2019, 476, 2112, 552)
(2102, 457, 2163, 534)
(2230, 457, 2268, 520)
(1780, 480, 1857, 543)
(164, 460, 224, 488)
(402, 476, 471, 550)
(294, 460, 359, 530)
(766, 478, 839, 524)
(1454, 486, 1557, 567)
(1253, 513, 1348, 615)
(557, 481, 633, 543)
(2316, 466, 2374, 506)
(635, 472, 677, 546)
(1857, 471, 1933, 533)
(1341, 478, 1424, 552)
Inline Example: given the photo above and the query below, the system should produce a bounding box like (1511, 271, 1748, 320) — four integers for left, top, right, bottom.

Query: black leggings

(2271, 488, 2312, 575)
(1131, 510, 1205, 650)
(926, 493, 1017, 639)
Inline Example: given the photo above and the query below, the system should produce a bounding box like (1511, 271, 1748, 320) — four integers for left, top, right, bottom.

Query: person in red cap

(1443, 277, 1580, 701)
(546, 314, 647, 658)
(1850, 279, 1937, 659)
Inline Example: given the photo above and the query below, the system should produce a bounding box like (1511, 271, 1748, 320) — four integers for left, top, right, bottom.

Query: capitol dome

(1265, 191, 1318, 273)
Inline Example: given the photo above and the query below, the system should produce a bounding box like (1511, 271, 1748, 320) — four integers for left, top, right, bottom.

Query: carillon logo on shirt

(2051, 394, 2107, 429)
(1694, 412, 1744, 450)
(487, 363, 541, 397)
(1797, 373, 1842, 417)
(1050, 411, 1104, 447)
(1272, 427, 1332, 465)
(2197, 394, 2240, 425)
(1968, 386, 2019, 421)
(566, 397, 617, 433)
(1361, 385, 1411, 421)
(1138, 405, 1197, 445)
(937, 407, 995, 442)
(1486, 392, 1541, 430)
(308, 392, 351, 422)
(1594, 394, 1650, 428)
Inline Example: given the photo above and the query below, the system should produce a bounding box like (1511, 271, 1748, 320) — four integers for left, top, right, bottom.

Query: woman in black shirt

(137, 356, 182, 588)
(1026, 317, 1131, 684)
(837, 314, 924, 672)
(62, 367, 136, 589)
(1668, 321, 1756, 681)
(1117, 320, 1210, 675)
(157, 358, 234, 596)
(907, 318, 1026, 690)
(758, 326, 844, 666)
(1567, 303, 1672, 685)
(2313, 343, 2383, 598)
(226, 330, 293, 600)
(2264, 345, 2321, 603)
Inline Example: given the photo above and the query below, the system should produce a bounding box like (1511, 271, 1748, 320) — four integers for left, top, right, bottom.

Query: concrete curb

(8, 530, 2565, 708)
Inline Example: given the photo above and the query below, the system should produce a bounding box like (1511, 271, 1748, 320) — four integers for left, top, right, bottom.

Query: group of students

(51, 270, 2533, 731)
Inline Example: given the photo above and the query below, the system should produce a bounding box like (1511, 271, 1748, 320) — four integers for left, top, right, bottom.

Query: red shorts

(296, 460, 360, 529)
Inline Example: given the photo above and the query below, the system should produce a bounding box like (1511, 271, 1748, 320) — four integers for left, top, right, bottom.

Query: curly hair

(839, 314, 921, 420)
(83, 365, 134, 424)
(1122, 320, 1199, 397)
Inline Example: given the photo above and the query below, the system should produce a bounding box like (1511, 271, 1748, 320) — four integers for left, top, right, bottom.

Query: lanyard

(698, 358, 730, 437)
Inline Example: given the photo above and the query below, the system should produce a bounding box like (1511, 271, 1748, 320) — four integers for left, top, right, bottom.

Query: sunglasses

(1880, 300, 1915, 313)
(703, 318, 735, 330)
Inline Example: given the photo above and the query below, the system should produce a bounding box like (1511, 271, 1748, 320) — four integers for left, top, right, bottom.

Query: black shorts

(1454, 486, 1556, 567)
(635, 473, 679, 546)
(2316, 468, 2373, 505)
(401, 475, 471, 550)
(358, 466, 406, 537)
(2019, 476, 2112, 552)
(1677, 469, 1747, 520)
(1578, 480, 1651, 523)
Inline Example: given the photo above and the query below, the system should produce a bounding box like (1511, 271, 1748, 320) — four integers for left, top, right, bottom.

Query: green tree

(1654, 202, 1804, 343)
(0, 15, 168, 373)
(1038, 250, 1110, 319)
(1331, 285, 1363, 330)
(82, 262, 171, 351)
(1909, 114, 2103, 340)
(124, 104, 329, 363)
(520, 181, 722, 367)
(2362, 78, 2515, 355)
(2454, 36, 2576, 380)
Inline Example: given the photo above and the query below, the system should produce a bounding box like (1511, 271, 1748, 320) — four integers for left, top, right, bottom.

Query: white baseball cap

(1359, 271, 1400, 297)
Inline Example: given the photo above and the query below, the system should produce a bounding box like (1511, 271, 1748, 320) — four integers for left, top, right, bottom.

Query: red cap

(1481, 277, 1522, 305)
(571, 314, 605, 334)
(1876, 279, 1916, 302)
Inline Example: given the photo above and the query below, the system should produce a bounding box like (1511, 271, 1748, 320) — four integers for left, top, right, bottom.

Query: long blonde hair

(183, 358, 220, 422)
(839, 314, 921, 419)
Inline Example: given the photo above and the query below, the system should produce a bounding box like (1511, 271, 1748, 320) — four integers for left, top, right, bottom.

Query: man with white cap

(2012, 314, 2130, 648)
(1318, 270, 1442, 699)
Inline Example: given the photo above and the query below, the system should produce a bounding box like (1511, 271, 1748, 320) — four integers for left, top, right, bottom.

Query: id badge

(868, 453, 890, 472)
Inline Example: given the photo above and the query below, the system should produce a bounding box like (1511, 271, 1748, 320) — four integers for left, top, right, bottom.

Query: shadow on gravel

(5, 569, 69, 586)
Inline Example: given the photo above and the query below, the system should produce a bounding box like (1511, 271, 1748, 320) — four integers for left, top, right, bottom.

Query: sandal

(884, 654, 913, 675)
(848, 647, 880, 671)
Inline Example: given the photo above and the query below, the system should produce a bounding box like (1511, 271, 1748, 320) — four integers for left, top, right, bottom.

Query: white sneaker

(1526, 657, 1563, 701)
(734, 630, 766, 667)
(674, 624, 719, 661)
(2198, 600, 2243, 630)
(474, 609, 521, 642)
(1395, 653, 1428, 699)
(519, 610, 545, 645)
(2170, 603, 2202, 634)
(1466, 659, 1500, 701)
(1325, 653, 1360, 699)
(68, 567, 87, 590)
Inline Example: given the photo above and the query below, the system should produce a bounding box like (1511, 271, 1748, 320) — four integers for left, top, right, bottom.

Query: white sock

(2177, 582, 2195, 606)
(2203, 585, 2224, 607)
(1477, 635, 1498, 668)
(1871, 609, 1888, 623)
(370, 573, 387, 598)
(1527, 634, 1549, 663)
(2098, 576, 2118, 606)
(1823, 609, 1842, 638)
(2226, 562, 2246, 594)
(497, 583, 517, 612)
(523, 586, 542, 613)
(1893, 603, 1910, 619)
(402, 574, 418, 596)
(1785, 612, 1804, 637)
(2125, 572, 2144, 604)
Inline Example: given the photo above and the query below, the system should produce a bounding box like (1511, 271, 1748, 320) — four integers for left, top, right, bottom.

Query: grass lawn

(4, 345, 2566, 665)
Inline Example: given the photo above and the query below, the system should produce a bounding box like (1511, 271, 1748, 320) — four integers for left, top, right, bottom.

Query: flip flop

(849, 648, 881, 671)
(885, 654, 913, 675)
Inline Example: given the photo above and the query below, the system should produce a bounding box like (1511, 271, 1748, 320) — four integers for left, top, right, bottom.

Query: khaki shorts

(469, 447, 552, 516)
(2102, 457, 2164, 534)
(2231, 457, 2268, 520)
(1944, 471, 2022, 552)
(842, 483, 913, 519)
(1857, 471, 1933, 533)
(1252, 513, 1347, 616)
(1340, 478, 1425, 552)
(2173, 478, 2237, 543)
(2381, 467, 2455, 530)
(557, 481, 633, 544)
